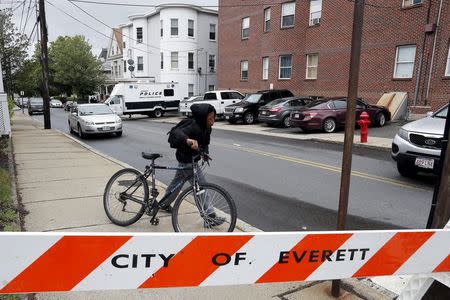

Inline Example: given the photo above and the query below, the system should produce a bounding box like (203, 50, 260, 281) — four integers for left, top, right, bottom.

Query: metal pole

(331, 0, 365, 297)
(205, 51, 208, 94)
(427, 101, 450, 229)
(38, 0, 51, 129)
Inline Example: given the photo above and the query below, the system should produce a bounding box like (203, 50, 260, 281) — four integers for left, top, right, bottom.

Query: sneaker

(160, 205, 173, 213)
(204, 213, 225, 228)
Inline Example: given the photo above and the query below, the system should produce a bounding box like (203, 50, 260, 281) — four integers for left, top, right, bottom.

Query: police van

(105, 79, 181, 118)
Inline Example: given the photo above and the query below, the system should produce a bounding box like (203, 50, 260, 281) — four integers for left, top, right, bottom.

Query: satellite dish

(127, 59, 134, 65)
(128, 65, 135, 72)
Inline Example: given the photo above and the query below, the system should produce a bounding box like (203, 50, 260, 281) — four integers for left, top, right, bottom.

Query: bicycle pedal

(150, 218, 159, 226)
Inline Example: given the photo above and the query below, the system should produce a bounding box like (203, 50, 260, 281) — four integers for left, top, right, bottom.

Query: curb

(56, 129, 262, 233)
(148, 118, 392, 152)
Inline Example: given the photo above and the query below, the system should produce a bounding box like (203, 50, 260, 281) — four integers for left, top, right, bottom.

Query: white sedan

(68, 104, 122, 138)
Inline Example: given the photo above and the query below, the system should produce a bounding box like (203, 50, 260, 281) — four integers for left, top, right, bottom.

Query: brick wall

(218, 0, 449, 111)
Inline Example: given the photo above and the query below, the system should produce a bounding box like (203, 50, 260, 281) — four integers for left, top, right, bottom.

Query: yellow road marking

(215, 143, 431, 192)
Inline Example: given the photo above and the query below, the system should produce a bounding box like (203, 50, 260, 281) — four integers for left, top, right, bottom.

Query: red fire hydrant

(357, 111, 371, 143)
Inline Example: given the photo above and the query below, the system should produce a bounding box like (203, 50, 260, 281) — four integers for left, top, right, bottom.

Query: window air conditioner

(311, 18, 321, 25)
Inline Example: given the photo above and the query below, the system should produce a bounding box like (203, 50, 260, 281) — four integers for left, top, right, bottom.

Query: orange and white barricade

(0, 230, 449, 294)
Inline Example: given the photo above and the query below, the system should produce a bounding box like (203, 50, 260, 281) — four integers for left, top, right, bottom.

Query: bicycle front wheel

(172, 183, 237, 232)
(103, 168, 148, 226)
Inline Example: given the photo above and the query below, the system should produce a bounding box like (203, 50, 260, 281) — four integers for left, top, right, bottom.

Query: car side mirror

(426, 111, 433, 118)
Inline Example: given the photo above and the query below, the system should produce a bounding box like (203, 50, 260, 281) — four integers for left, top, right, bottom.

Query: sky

(2, 0, 218, 57)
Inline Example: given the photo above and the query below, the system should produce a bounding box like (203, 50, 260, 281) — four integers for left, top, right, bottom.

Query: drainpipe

(413, 0, 433, 107)
(425, 0, 444, 105)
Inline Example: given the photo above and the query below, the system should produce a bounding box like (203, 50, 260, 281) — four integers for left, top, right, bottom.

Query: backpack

(167, 118, 194, 148)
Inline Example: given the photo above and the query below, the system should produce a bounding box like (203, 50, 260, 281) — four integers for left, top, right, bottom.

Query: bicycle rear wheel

(103, 168, 148, 226)
(172, 183, 237, 232)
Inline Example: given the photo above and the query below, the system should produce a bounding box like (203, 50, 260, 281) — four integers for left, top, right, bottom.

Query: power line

(18, 0, 25, 29)
(22, 0, 33, 33)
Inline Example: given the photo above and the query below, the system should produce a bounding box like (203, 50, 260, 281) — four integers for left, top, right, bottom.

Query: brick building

(218, 0, 450, 112)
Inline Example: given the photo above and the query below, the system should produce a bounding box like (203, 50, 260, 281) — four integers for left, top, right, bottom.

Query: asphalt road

(29, 108, 435, 231)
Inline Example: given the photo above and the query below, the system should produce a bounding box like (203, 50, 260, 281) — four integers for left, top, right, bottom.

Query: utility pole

(331, 0, 365, 297)
(38, 0, 51, 129)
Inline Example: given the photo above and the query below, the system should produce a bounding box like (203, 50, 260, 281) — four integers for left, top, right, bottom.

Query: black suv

(224, 89, 294, 124)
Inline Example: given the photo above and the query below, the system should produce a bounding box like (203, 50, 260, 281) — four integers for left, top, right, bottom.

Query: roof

(128, 3, 218, 21)
(113, 28, 123, 52)
(98, 48, 108, 60)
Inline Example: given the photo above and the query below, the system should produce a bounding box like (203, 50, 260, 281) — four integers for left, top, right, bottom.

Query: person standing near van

(161, 103, 225, 227)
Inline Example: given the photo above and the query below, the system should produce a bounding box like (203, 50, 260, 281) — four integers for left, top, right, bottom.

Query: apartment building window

(188, 52, 194, 70)
(279, 55, 292, 79)
(160, 20, 163, 37)
(210, 24, 216, 40)
(264, 7, 271, 32)
(306, 54, 318, 79)
(188, 84, 194, 97)
(209, 55, 216, 72)
(281, 2, 295, 28)
(160, 52, 164, 69)
(136, 27, 143, 43)
(394, 45, 416, 79)
(403, 0, 422, 8)
(137, 56, 144, 71)
(123, 61, 126, 73)
(262, 57, 269, 80)
(188, 19, 194, 37)
(171, 19, 178, 36)
(208, 85, 215, 91)
(309, 0, 322, 26)
(446, 47, 450, 76)
(171, 52, 179, 69)
(123, 42, 126, 49)
(242, 17, 250, 39)
(241, 60, 249, 80)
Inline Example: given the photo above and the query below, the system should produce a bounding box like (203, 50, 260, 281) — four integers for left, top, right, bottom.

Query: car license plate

(102, 126, 110, 131)
(415, 158, 434, 169)
(225, 116, 229, 120)
(294, 114, 300, 118)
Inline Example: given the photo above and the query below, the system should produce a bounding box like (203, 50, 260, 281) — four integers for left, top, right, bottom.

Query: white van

(105, 80, 181, 118)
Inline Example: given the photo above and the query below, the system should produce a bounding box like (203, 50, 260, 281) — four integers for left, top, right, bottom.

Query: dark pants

(160, 162, 214, 214)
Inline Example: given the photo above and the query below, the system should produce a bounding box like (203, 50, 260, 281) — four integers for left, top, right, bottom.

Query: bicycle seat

(142, 152, 162, 160)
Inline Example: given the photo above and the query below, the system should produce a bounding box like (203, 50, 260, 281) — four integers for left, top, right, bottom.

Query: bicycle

(103, 151, 237, 232)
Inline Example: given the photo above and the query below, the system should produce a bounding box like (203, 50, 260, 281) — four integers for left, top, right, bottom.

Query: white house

(118, 4, 218, 98)
(106, 28, 124, 81)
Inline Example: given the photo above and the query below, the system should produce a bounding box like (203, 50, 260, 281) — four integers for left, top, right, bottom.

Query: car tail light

(269, 107, 281, 113)
(304, 112, 318, 119)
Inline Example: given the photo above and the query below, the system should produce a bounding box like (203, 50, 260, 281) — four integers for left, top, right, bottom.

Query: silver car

(68, 104, 122, 138)
(391, 104, 448, 176)
(50, 99, 63, 108)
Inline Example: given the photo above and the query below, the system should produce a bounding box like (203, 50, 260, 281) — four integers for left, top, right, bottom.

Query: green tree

(13, 59, 41, 97)
(0, 9, 29, 99)
(48, 36, 105, 101)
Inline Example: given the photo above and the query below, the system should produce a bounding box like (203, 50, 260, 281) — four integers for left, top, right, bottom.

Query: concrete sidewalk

(10, 112, 397, 299)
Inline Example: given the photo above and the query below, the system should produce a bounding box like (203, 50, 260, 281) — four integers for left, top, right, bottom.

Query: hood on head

(191, 103, 215, 128)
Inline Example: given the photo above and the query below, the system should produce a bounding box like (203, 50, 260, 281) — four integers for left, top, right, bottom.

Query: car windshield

(304, 101, 327, 109)
(79, 105, 113, 116)
(267, 99, 285, 106)
(244, 94, 262, 103)
(434, 106, 448, 119)
(30, 99, 43, 105)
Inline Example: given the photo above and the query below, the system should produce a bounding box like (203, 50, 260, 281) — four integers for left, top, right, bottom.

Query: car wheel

(116, 131, 122, 137)
(397, 161, 417, 177)
(77, 124, 85, 139)
(376, 112, 387, 127)
(243, 112, 255, 125)
(153, 109, 163, 118)
(283, 116, 291, 128)
(69, 122, 74, 134)
(29, 111, 33, 116)
(323, 118, 337, 133)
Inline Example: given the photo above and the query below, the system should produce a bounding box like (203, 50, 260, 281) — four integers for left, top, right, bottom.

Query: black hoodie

(170, 104, 214, 163)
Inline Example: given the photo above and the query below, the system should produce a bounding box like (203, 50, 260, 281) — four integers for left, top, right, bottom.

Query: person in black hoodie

(160, 103, 225, 227)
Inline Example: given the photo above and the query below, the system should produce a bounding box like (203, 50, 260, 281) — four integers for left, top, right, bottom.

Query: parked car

(290, 97, 391, 133)
(27, 98, 44, 115)
(50, 99, 63, 108)
(64, 101, 76, 111)
(224, 89, 294, 124)
(68, 104, 122, 138)
(179, 96, 203, 117)
(391, 104, 447, 177)
(259, 96, 313, 127)
(192, 90, 245, 117)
